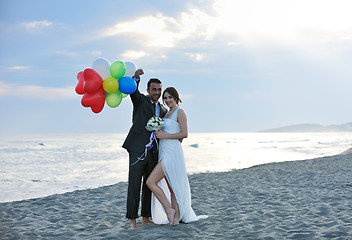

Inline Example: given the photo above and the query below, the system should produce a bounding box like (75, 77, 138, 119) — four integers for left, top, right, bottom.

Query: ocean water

(0, 132, 351, 203)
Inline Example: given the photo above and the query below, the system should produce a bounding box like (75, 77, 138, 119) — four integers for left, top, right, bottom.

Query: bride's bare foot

(174, 216, 179, 225)
(173, 209, 179, 225)
(166, 208, 176, 226)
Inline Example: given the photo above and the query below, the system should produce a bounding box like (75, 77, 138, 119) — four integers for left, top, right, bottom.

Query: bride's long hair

(162, 87, 182, 104)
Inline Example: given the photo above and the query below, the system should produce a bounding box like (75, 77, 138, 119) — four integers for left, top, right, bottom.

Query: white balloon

(124, 62, 137, 77)
(92, 58, 111, 80)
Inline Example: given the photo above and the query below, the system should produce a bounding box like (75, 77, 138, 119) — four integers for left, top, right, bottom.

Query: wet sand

(1, 152, 352, 239)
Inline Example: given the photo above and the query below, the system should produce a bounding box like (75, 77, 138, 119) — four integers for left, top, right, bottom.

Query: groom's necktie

(153, 103, 156, 115)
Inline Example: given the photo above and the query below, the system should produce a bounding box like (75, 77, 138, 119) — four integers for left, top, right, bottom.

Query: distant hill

(261, 122, 352, 132)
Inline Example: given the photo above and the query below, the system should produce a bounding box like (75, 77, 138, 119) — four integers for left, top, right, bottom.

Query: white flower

(145, 116, 164, 131)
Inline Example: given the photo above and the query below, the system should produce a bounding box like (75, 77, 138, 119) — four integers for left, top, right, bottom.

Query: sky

(1, 0, 352, 134)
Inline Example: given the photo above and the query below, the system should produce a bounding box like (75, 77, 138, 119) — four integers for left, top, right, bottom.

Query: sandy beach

(1, 152, 352, 239)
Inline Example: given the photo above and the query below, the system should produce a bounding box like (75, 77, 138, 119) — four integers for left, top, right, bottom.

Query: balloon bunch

(75, 58, 137, 113)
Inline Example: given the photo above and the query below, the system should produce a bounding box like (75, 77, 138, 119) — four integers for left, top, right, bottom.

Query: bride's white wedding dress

(151, 108, 207, 224)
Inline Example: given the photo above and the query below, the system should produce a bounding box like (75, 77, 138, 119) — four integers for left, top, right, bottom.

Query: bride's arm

(156, 109, 188, 140)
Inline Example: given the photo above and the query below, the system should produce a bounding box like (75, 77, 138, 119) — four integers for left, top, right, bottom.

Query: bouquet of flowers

(145, 116, 164, 131)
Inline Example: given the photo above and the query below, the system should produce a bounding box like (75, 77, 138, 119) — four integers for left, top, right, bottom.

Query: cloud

(212, 0, 352, 44)
(0, 81, 76, 100)
(8, 66, 30, 71)
(21, 20, 53, 30)
(55, 50, 102, 58)
(121, 50, 148, 60)
(100, 9, 215, 48)
(186, 53, 204, 61)
(227, 41, 241, 46)
(98, 0, 352, 64)
(89, 50, 103, 56)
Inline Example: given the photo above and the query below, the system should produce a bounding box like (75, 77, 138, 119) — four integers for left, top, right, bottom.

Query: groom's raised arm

(129, 69, 144, 106)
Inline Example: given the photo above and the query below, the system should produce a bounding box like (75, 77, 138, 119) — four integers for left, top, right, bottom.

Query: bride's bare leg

(166, 180, 180, 225)
(146, 162, 175, 226)
(171, 192, 180, 225)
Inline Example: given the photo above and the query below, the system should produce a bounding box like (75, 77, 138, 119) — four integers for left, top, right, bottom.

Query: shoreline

(1, 152, 352, 239)
(2, 147, 351, 204)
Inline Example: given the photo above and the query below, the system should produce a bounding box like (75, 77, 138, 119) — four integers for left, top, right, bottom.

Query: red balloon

(91, 100, 105, 113)
(81, 87, 106, 113)
(83, 68, 103, 93)
(75, 71, 85, 95)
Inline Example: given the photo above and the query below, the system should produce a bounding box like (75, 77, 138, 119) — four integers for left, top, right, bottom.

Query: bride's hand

(155, 130, 165, 139)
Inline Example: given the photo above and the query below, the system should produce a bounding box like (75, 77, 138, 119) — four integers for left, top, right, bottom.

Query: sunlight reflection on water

(0, 132, 351, 202)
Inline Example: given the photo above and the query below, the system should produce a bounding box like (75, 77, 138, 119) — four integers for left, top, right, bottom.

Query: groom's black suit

(123, 81, 167, 219)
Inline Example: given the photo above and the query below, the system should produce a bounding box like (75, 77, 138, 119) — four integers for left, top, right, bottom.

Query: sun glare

(212, 0, 352, 42)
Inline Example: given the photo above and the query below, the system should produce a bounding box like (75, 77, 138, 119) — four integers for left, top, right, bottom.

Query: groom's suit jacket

(122, 82, 167, 153)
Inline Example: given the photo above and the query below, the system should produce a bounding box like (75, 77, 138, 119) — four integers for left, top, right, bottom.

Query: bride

(146, 87, 207, 225)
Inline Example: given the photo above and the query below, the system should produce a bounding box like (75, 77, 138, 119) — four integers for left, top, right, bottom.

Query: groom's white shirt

(151, 100, 160, 117)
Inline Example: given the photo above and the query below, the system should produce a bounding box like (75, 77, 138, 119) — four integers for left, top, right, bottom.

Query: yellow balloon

(103, 77, 119, 94)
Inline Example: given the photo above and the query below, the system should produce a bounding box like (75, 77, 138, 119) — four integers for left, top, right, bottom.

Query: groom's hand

(133, 69, 144, 80)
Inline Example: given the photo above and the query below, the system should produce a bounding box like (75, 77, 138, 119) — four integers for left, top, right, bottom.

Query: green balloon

(110, 61, 126, 79)
(106, 91, 122, 108)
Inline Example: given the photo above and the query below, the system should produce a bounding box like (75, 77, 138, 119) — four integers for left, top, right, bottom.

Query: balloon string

(131, 132, 156, 166)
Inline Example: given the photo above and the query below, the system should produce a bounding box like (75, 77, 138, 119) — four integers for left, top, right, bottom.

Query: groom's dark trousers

(126, 144, 158, 219)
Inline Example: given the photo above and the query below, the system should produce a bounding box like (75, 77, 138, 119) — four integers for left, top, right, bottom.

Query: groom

(122, 69, 167, 229)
